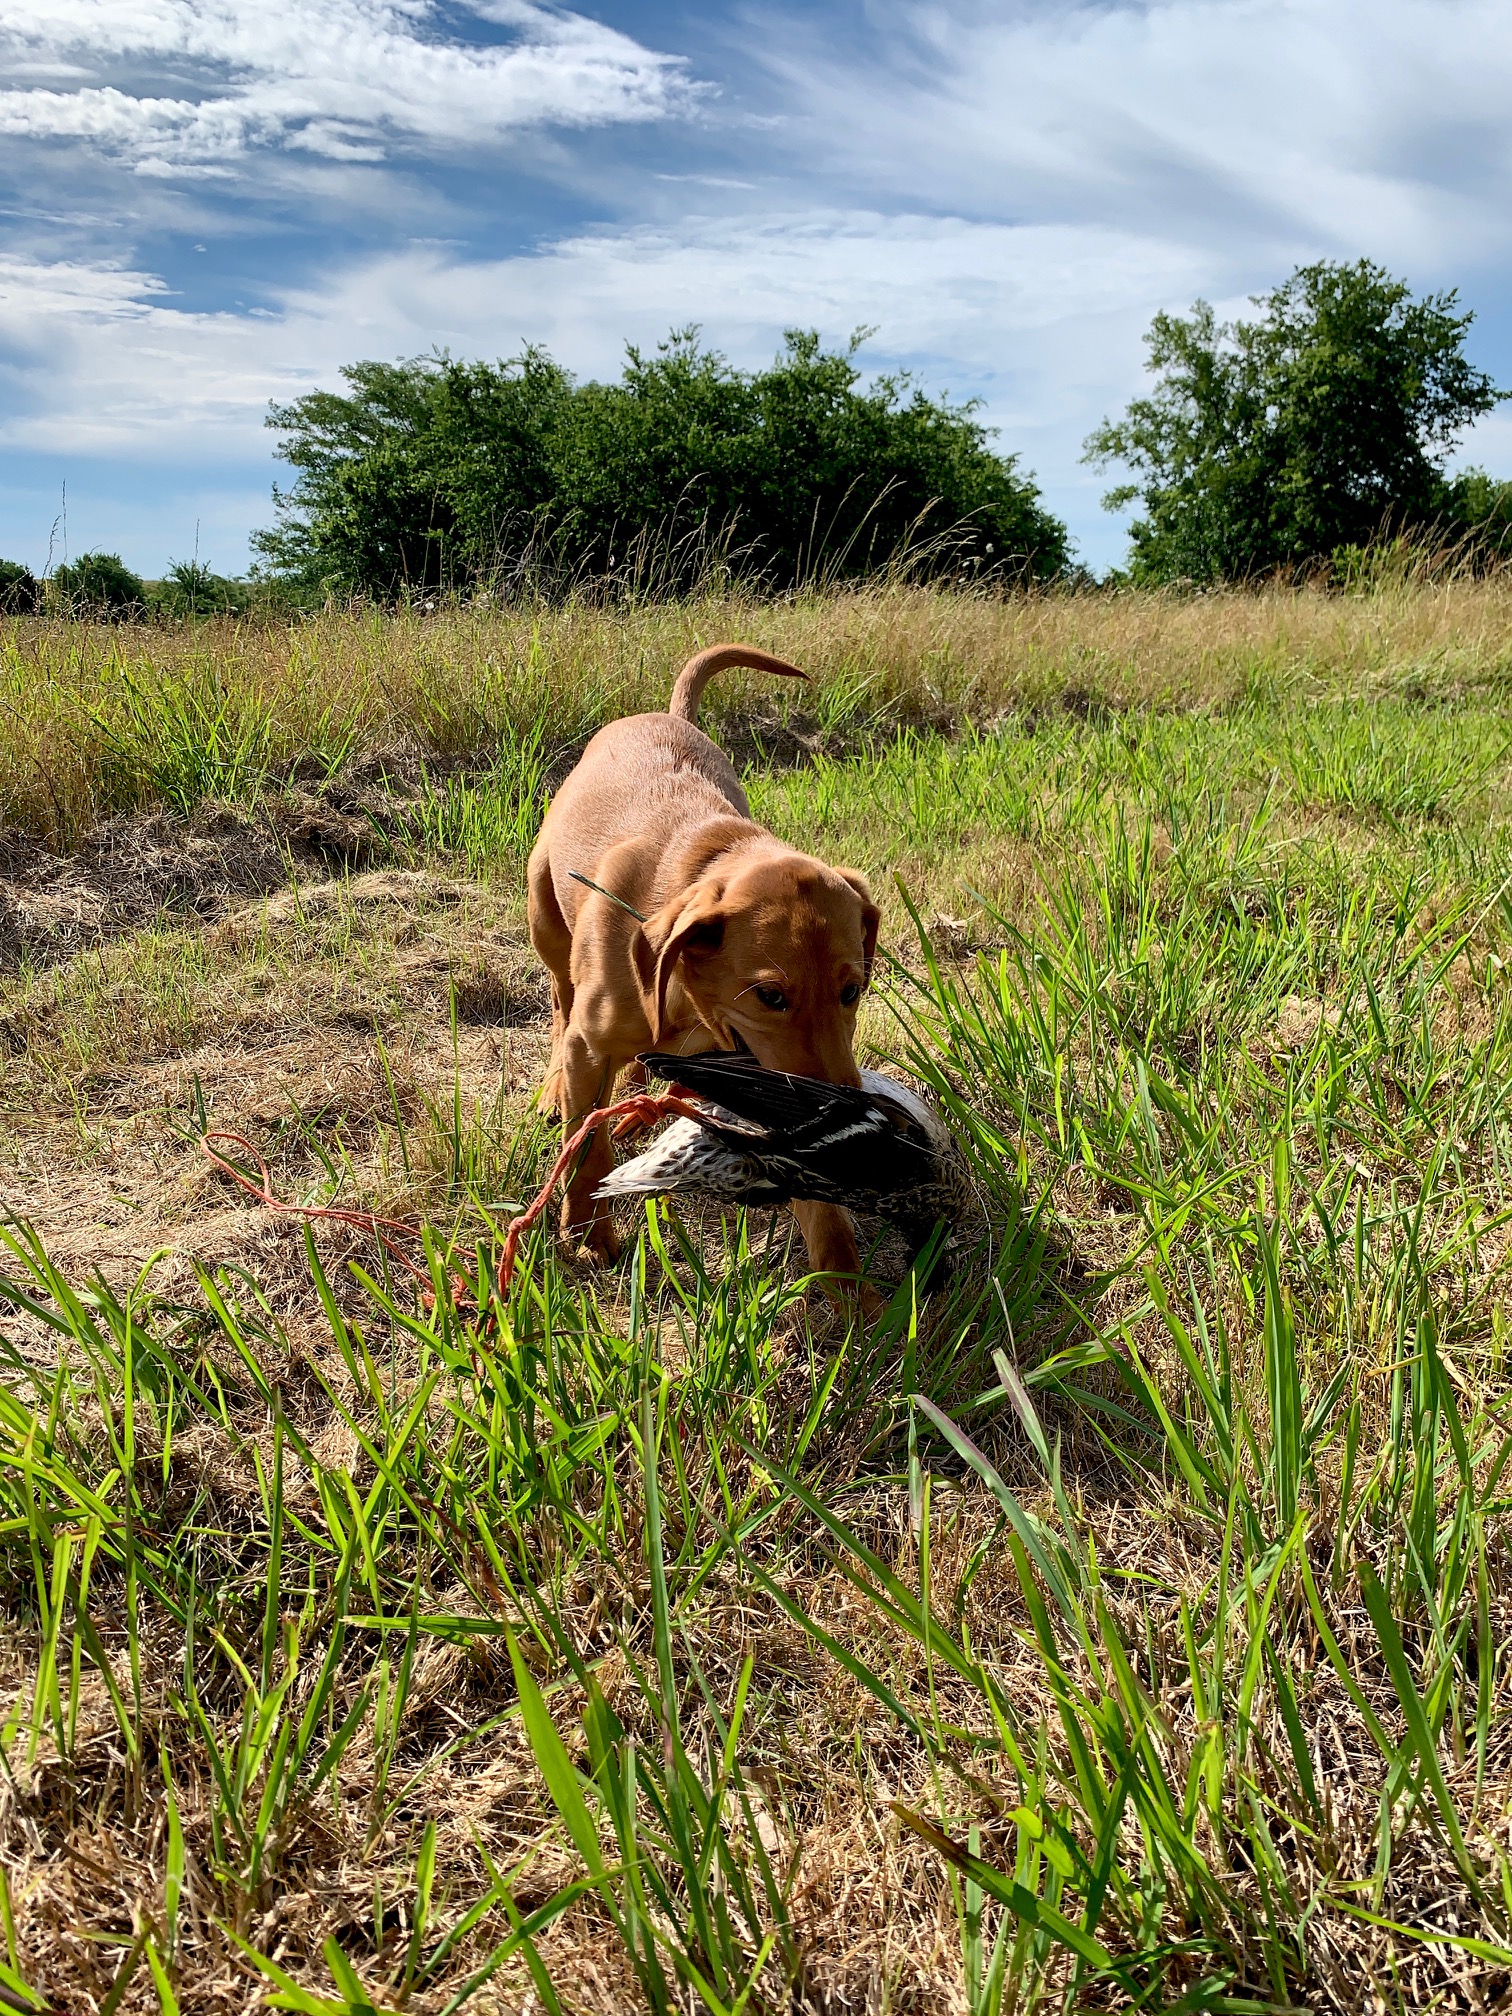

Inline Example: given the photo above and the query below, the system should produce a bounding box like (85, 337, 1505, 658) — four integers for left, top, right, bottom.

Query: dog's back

(538, 645, 805, 924)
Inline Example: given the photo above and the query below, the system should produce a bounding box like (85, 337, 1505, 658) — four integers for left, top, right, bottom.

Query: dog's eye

(754, 985, 788, 1012)
(840, 982, 861, 1007)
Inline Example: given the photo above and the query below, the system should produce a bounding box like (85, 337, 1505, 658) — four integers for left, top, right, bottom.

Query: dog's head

(633, 848, 880, 1083)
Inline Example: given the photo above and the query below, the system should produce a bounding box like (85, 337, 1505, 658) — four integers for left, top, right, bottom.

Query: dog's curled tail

(668, 644, 808, 725)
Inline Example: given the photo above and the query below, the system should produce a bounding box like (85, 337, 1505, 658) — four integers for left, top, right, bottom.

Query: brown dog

(527, 644, 880, 1285)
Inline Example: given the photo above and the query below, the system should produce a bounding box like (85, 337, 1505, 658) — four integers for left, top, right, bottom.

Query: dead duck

(594, 1049, 971, 1262)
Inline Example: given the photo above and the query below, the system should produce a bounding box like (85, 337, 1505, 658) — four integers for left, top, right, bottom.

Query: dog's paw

(806, 1274, 886, 1324)
(535, 1073, 565, 1120)
(560, 1205, 625, 1265)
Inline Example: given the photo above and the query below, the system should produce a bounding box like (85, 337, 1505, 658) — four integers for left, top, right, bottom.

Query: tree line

(0, 554, 262, 620)
(4, 260, 1508, 613)
(252, 328, 1069, 595)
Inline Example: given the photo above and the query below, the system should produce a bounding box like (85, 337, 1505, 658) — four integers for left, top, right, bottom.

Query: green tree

(1085, 260, 1507, 584)
(256, 330, 1068, 596)
(255, 350, 571, 592)
(50, 551, 147, 617)
(1440, 466, 1512, 558)
(0, 560, 38, 614)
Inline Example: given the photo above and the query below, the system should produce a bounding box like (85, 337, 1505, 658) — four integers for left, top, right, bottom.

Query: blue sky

(3, 0, 1511, 576)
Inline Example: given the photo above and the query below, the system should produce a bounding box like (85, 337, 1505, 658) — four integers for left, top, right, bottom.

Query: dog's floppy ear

(839, 870, 881, 984)
(633, 883, 728, 1042)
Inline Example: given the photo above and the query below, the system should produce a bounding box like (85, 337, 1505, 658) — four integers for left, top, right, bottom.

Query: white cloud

(752, 0, 1512, 276)
(0, 219, 1213, 568)
(0, 217, 1205, 452)
(0, 256, 320, 450)
(0, 1, 693, 168)
(0, 254, 171, 323)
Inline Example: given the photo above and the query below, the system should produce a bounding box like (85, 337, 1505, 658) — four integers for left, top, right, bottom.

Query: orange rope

(198, 1085, 706, 1314)
(198, 1130, 448, 1294)
(490, 1087, 706, 1295)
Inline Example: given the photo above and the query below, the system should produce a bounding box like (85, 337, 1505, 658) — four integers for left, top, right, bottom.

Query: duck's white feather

(859, 1069, 947, 1142)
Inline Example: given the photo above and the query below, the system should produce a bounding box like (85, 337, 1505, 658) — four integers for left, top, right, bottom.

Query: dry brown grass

(4, 576, 1512, 848)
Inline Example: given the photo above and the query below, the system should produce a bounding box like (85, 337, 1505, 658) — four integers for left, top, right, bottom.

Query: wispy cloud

(750, 0, 1512, 271)
(0, 254, 171, 324)
(0, 218, 1207, 455)
(0, 256, 316, 455)
(0, 0, 695, 171)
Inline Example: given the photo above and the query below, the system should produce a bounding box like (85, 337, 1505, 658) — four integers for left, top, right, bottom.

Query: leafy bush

(1085, 259, 1507, 584)
(152, 558, 253, 619)
(1439, 465, 1512, 557)
(49, 551, 147, 618)
(255, 328, 1069, 597)
(0, 560, 38, 614)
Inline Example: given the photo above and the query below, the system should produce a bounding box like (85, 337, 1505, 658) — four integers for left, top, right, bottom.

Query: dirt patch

(0, 797, 370, 972)
(0, 858, 556, 1308)
(0, 1014, 547, 1292)
(1256, 990, 1344, 1056)
(713, 700, 959, 775)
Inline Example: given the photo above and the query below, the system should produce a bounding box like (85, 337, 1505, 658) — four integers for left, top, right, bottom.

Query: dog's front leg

(557, 1025, 626, 1261)
(791, 1200, 882, 1315)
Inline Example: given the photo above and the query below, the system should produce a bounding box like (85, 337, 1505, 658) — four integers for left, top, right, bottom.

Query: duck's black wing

(641, 1050, 865, 1140)
(638, 1050, 944, 1210)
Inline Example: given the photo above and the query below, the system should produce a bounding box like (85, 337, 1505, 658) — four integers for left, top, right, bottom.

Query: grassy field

(2, 580, 1512, 2013)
